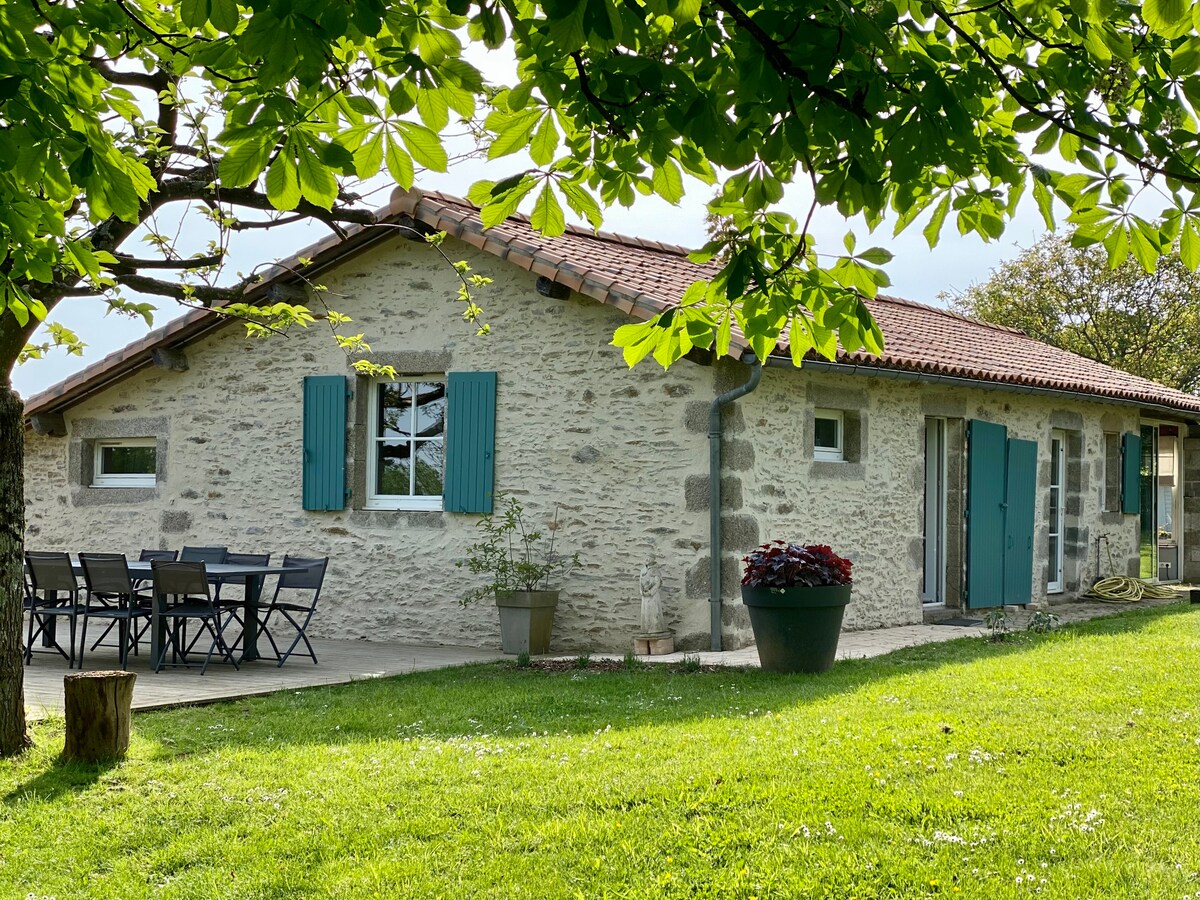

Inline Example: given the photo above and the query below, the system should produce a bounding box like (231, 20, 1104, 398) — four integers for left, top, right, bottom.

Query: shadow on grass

(4, 756, 117, 805)
(22, 602, 1198, 768)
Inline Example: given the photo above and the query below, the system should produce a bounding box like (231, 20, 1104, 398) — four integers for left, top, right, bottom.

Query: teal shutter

(302, 375, 348, 511)
(443, 371, 497, 513)
(1002, 438, 1038, 605)
(966, 420, 1008, 609)
(1121, 432, 1142, 515)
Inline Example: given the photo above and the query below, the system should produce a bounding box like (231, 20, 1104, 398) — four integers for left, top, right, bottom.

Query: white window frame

(813, 409, 844, 462)
(92, 438, 157, 488)
(1048, 429, 1066, 594)
(365, 377, 445, 511)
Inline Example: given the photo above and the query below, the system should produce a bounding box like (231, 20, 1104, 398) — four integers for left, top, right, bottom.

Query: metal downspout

(709, 353, 762, 651)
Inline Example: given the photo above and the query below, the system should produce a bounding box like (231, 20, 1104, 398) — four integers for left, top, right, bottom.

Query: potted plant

(458, 493, 579, 655)
(741, 540, 853, 673)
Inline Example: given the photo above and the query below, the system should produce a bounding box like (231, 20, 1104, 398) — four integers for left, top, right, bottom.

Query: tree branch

(112, 252, 224, 271)
(570, 52, 631, 139)
(930, 2, 1200, 185)
(117, 273, 248, 306)
(709, 0, 868, 120)
(89, 59, 170, 92)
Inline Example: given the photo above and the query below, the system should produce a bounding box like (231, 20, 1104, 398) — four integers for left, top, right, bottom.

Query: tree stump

(62, 670, 136, 762)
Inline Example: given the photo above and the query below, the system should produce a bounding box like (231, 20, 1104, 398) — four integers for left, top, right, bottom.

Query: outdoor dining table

(56, 559, 300, 669)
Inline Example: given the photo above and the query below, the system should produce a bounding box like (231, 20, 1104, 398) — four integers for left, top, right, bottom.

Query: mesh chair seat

(133, 550, 179, 589)
(150, 560, 239, 675)
(25, 551, 85, 667)
(259, 556, 328, 667)
(79, 553, 152, 670)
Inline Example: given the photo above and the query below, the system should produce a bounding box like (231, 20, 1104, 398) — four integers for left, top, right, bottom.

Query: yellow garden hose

(1084, 535, 1187, 602)
(1082, 576, 1182, 603)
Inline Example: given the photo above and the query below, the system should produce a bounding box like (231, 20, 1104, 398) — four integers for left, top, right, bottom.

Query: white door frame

(923, 417, 948, 605)
(1047, 429, 1066, 594)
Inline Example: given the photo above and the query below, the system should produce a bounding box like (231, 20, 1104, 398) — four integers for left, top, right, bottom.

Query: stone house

(21, 188, 1200, 652)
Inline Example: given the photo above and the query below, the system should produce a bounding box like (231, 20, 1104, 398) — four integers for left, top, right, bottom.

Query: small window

(814, 409, 844, 462)
(366, 378, 445, 510)
(92, 439, 157, 488)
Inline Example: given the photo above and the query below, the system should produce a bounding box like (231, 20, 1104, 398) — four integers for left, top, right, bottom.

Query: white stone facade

(21, 233, 1161, 652)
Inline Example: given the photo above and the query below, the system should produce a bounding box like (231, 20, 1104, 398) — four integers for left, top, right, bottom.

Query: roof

(23, 186, 1200, 418)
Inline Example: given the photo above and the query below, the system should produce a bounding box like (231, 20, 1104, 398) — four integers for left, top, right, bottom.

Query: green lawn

(4, 605, 1198, 899)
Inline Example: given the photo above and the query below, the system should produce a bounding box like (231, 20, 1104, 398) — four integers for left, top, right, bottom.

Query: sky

(11, 42, 1058, 400)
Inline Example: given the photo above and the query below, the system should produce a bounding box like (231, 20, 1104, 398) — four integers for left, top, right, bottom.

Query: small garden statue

(633, 551, 674, 656)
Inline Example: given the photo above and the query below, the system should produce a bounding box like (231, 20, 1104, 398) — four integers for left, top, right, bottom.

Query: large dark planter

(741, 583, 852, 673)
(496, 590, 559, 655)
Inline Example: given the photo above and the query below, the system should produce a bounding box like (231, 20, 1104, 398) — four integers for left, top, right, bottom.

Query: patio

(23, 639, 504, 720)
(22, 594, 1185, 720)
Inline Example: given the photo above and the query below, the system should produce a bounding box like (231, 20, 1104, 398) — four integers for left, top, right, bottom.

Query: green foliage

(949, 232, 1200, 393)
(1027, 610, 1061, 634)
(984, 608, 1010, 642)
(6, 0, 1200, 379)
(457, 493, 580, 604)
(3, 605, 1197, 898)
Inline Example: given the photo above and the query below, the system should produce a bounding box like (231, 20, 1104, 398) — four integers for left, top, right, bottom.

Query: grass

(3, 604, 1198, 899)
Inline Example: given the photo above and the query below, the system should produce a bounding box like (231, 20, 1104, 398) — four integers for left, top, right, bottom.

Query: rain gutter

(764, 357, 1200, 423)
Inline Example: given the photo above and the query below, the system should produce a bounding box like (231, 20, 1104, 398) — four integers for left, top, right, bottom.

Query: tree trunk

(0, 382, 29, 755)
(62, 670, 136, 762)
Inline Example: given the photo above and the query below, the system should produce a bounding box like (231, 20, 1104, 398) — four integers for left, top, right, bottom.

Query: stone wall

(21, 229, 1172, 652)
(23, 234, 715, 652)
(723, 368, 1145, 644)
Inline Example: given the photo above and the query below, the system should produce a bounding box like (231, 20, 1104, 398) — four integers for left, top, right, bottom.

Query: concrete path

(23, 595, 1185, 719)
(23, 639, 503, 721)
(559, 595, 1188, 667)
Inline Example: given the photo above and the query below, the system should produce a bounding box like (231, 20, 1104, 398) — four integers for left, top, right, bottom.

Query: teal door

(966, 420, 1038, 608)
(966, 420, 1007, 609)
(1002, 439, 1038, 605)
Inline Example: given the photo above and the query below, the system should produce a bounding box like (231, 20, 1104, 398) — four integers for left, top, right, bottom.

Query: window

(1103, 432, 1121, 512)
(92, 439, 157, 488)
(366, 378, 446, 509)
(813, 409, 844, 462)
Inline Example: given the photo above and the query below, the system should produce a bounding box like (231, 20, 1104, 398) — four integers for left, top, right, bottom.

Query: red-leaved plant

(741, 540, 853, 588)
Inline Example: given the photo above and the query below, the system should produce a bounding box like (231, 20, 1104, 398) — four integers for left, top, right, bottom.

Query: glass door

(923, 418, 947, 604)
(1047, 430, 1066, 593)
(1139, 425, 1158, 580)
(1157, 426, 1181, 582)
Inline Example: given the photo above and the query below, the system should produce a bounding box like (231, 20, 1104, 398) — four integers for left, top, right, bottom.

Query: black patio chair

(179, 546, 228, 564)
(259, 556, 328, 667)
(187, 551, 271, 655)
(150, 560, 239, 675)
(24, 551, 88, 667)
(78, 553, 152, 670)
(132, 549, 179, 589)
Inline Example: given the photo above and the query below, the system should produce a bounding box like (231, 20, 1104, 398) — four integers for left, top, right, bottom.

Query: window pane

(414, 382, 446, 438)
(376, 442, 412, 495)
(1049, 534, 1060, 576)
(414, 439, 444, 496)
(814, 417, 840, 449)
(101, 445, 156, 475)
(377, 383, 412, 438)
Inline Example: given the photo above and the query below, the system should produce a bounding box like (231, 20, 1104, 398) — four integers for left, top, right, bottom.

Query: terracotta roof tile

(23, 186, 1200, 419)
